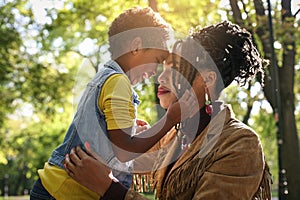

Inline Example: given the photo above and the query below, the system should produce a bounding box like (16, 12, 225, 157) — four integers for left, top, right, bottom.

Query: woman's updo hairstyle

(172, 20, 265, 96)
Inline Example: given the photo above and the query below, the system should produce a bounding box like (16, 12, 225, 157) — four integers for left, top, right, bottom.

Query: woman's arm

(65, 142, 147, 200)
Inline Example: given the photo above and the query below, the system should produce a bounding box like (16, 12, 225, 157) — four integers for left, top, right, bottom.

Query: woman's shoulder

(218, 105, 263, 152)
(228, 117, 260, 141)
(222, 104, 260, 136)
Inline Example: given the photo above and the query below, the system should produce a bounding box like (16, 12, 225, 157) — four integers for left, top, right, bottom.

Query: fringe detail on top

(252, 161, 272, 200)
(151, 146, 171, 197)
(159, 149, 217, 200)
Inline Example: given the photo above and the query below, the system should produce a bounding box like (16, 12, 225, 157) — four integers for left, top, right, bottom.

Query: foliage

(135, 80, 159, 125)
(222, 82, 279, 193)
(0, 0, 23, 127)
(156, 0, 222, 35)
(0, 102, 72, 195)
(251, 109, 278, 193)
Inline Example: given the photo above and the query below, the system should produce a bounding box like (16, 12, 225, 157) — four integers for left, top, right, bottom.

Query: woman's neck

(181, 101, 222, 144)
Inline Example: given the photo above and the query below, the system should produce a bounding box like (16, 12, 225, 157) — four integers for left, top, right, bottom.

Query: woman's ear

(130, 37, 143, 54)
(203, 71, 217, 88)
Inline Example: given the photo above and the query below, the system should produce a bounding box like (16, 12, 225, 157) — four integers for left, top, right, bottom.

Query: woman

(65, 21, 271, 200)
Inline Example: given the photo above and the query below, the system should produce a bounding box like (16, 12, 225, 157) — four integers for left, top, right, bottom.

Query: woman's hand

(64, 142, 113, 196)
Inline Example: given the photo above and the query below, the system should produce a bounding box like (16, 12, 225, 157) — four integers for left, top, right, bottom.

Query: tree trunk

(232, 0, 300, 199)
(229, 0, 244, 26)
(229, 0, 256, 125)
(279, 1, 300, 199)
(253, 0, 300, 198)
(253, 0, 275, 106)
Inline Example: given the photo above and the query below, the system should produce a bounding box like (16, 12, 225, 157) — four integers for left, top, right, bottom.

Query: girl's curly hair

(108, 7, 171, 59)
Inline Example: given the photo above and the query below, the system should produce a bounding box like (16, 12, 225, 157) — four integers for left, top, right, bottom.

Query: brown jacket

(126, 104, 271, 200)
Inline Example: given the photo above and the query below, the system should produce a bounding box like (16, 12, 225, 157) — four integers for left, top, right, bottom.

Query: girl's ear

(130, 37, 143, 54)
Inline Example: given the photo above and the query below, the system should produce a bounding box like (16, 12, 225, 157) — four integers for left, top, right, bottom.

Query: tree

(278, 1, 300, 199)
(0, 0, 22, 129)
(228, 0, 300, 198)
(0, 0, 78, 195)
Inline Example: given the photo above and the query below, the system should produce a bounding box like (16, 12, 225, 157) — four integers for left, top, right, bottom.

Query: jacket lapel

(165, 105, 229, 183)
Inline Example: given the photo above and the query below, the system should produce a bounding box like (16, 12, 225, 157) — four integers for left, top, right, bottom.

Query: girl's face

(127, 49, 169, 85)
(157, 54, 178, 109)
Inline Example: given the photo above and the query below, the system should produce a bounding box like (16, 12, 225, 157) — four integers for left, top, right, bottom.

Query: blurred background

(0, 0, 299, 199)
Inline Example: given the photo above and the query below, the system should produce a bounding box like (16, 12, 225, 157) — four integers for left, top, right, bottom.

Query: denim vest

(48, 60, 139, 187)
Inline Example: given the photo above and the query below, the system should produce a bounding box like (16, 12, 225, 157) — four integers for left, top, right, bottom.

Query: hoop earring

(205, 87, 213, 116)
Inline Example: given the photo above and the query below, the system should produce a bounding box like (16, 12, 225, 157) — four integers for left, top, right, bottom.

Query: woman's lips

(157, 86, 171, 96)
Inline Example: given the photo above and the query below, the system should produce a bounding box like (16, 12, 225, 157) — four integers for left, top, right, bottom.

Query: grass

(0, 192, 278, 200)
(0, 196, 29, 200)
(140, 192, 156, 199)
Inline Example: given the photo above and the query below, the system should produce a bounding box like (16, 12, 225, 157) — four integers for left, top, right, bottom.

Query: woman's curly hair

(173, 20, 265, 96)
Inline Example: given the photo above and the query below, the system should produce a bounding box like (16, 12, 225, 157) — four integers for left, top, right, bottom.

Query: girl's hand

(136, 119, 150, 134)
(166, 90, 198, 124)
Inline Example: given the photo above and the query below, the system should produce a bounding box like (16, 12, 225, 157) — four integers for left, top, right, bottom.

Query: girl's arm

(109, 90, 197, 162)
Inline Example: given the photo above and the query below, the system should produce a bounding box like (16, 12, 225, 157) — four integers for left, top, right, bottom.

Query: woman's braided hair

(172, 20, 265, 97)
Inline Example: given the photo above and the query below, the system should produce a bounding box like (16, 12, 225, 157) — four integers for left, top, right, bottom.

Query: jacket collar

(166, 103, 232, 182)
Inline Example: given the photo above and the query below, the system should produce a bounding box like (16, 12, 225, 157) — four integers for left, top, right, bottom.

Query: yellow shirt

(39, 74, 135, 199)
(99, 74, 135, 130)
(39, 163, 100, 200)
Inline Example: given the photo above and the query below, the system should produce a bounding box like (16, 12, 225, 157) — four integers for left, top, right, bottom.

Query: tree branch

(294, 8, 300, 17)
(241, 0, 249, 17)
(148, 0, 158, 12)
(229, 0, 244, 26)
(242, 84, 253, 125)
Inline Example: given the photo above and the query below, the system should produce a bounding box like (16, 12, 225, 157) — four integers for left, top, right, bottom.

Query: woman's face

(157, 54, 178, 109)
